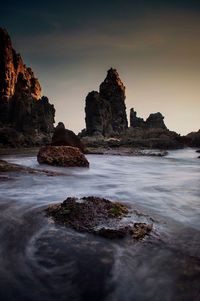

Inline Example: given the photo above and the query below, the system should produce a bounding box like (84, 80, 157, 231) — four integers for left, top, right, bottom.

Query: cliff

(0, 28, 55, 147)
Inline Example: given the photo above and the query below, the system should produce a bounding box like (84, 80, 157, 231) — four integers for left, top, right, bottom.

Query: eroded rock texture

(0, 28, 55, 146)
(84, 68, 128, 136)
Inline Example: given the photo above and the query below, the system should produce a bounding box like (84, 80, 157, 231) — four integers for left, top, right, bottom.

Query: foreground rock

(0, 28, 55, 147)
(46, 196, 153, 239)
(37, 146, 89, 167)
(52, 122, 85, 152)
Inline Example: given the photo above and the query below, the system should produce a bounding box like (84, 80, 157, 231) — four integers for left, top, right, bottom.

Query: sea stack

(84, 68, 128, 137)
(0, 28, 55, 146)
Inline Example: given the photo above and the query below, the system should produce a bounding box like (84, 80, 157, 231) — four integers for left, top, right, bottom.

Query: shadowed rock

(52, 122, 85, 152)
(183, 130, 200, 147)
(130, 108, 167, 130)
(146, 112, 167, 129)
(130, 108, 145, 128)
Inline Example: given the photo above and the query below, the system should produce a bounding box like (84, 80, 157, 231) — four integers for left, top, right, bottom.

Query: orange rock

(37, 146, 89, 167)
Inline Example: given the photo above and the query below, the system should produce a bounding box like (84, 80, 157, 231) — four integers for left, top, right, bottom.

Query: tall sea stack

(0, 28, 55, 146)
(85, 68, 128, 137)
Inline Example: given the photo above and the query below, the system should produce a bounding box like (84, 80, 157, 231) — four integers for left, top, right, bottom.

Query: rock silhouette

(130, 108, 167, 129)
(84, 68, 128, 136)
(52, 122, 85, 152)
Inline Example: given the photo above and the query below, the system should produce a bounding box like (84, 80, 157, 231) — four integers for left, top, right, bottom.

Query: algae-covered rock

(46, 196, 153, 240)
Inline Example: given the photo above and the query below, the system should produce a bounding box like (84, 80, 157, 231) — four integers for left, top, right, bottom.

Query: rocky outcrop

(37, 146, 89, 167)
(46, 196, 153, 239)
(0, 28, 55, 146)
(130, 108, 167, 130)
(0, 159, 61, 176)
(183, 130, 200, 147)
(84, 68, 128, 137)
(52, 122, 85, 152)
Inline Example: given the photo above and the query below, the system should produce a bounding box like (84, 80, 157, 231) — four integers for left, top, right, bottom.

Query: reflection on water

(0, 148, 199, 300)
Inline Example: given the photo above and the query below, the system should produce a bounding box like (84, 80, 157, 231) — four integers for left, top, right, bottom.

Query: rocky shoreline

(0, 159, 62, 176)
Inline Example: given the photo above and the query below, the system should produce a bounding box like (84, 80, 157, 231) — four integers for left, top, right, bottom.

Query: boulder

(37, 146, 89, 167)
(51, 122, 85, 152)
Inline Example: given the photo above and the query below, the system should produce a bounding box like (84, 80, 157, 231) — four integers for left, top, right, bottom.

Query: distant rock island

(80, 69, 188, 150)
(0, 28, 55, 147)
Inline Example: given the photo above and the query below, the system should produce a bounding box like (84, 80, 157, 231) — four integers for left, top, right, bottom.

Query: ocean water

(0, 148, 199, 301)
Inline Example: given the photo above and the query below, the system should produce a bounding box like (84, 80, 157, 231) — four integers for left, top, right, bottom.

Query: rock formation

(0, 28, 55, 146)
(130, 108, 167, 130)
(52, 122, 85, 152)
(84, 68, 128, 136)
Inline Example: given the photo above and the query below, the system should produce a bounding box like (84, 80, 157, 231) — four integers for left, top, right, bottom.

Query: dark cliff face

(0, 28, 55, 146)
(130, 108, 167, 130)
(84, 68, 128, 137)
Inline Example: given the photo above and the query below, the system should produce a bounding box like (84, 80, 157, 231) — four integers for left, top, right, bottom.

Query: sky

(1, 0, 200, 135)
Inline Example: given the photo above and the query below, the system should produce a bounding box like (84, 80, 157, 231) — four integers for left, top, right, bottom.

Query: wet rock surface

(46, 196, 153, 239)
(37, 145, 89, 167)
(0, 159, 60, 176)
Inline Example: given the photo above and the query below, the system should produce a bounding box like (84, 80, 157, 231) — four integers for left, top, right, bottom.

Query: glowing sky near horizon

(1, 0, 200, 134)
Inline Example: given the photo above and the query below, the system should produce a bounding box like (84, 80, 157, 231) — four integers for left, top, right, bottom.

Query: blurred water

(0, 148, 199, 301)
